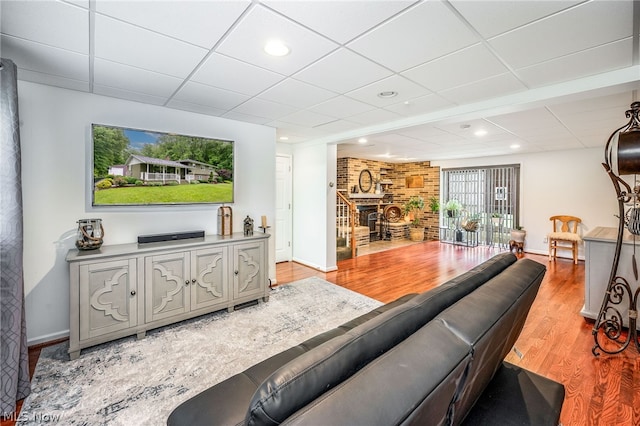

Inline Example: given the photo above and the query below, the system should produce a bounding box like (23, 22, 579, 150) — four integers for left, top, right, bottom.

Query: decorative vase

(510, 229, 526, 243)
(75, 218, 104, 250)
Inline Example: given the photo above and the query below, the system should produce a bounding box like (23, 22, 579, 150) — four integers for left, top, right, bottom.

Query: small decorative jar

(75, 218, 104, 250)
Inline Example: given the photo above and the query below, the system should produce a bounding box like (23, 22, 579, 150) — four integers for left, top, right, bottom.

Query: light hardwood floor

(278, 241, 640, 426)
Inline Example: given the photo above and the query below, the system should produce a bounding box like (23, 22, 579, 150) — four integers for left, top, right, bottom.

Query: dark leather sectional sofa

(168, 252, 565, 425)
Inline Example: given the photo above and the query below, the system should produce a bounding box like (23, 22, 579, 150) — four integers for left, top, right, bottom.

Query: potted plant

(444, 199, 462, 217)
(491, 212, 502, 226)
(428, 196, 440, 214)
(403, 196, 425, 241)
(511, 225, 526, 243)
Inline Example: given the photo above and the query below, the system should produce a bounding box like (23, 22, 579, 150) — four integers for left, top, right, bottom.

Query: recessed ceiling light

(474, 129, 488, 137)
(279, 136, 289, 141)
(264, 40, 290, 57)
(358, 138, 367, 144)
(377, 91, 397, 98)
(510, 144, 521, 149)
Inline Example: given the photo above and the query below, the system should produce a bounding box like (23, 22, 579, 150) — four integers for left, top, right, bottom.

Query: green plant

(444, 199, 462, 212)
(428, 196, 440, 213)
(403, 196, 425, 227)
(96, 179, 112, 190)
(491, 212, 501, 218)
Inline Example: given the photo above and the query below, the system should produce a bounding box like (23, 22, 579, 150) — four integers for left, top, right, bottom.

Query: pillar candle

(261, 215, 267, 228)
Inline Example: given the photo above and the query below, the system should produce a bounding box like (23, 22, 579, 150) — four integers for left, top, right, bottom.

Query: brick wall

(337, 157, 441, 240)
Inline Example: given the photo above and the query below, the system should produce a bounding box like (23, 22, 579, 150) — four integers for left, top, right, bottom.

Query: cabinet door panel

(192, 246, 229, 310)
(79, 259, 137, 340)
(145, 252, 189, 323)
(232, 241, 266, 300)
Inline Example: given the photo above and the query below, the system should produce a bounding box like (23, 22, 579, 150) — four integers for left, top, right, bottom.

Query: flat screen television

(91, 124, 234, 206)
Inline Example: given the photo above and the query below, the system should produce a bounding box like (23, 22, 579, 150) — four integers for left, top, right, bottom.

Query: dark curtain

(0, 58, 30, 415)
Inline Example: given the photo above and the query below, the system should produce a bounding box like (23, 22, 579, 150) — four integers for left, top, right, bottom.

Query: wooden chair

(548, 215, 582, 264)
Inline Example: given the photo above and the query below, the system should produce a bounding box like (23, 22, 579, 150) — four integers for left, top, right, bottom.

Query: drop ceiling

(2, 0, 639, 162)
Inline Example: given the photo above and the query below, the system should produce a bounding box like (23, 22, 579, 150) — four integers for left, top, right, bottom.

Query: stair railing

(336, 191, 357, 259)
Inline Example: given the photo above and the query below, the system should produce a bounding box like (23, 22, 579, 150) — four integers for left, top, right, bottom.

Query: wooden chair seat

(548, 215, 582, 264)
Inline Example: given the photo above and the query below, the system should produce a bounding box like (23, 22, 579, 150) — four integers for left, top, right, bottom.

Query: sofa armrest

(462, 362, 565, 426)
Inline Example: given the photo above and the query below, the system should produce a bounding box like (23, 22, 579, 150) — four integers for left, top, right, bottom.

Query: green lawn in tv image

(92, 124, 233, 205)
(94, 182, 233, 205)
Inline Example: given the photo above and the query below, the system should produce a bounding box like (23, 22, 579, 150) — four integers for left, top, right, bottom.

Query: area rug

(17, 277, 382, 425)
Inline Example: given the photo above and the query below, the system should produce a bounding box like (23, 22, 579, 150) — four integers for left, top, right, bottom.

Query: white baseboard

(292, 257, 337, 272)
(28, 329, 69, 347)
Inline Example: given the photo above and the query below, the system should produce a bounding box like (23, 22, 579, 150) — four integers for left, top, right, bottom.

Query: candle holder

(258, 226, 271, 233)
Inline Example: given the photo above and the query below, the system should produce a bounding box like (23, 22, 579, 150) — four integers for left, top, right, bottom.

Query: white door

(275, 155, 292, 262)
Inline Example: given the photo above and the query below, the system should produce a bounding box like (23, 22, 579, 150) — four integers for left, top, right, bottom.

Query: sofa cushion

(245, 253, 518, 425)
(436, 258, 547, 423)
(281, 320, 472, 426)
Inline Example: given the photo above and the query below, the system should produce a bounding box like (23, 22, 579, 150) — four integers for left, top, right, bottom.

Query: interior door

(275, 154, 292, 262)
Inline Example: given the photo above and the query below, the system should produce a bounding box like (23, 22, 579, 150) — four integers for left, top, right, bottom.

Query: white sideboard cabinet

(67, 233, 270, 360)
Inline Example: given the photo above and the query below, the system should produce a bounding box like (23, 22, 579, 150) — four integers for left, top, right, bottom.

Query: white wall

(290, 142, 337, 271)
(18, 82, 276, 344)
(432, 147, 618, 259)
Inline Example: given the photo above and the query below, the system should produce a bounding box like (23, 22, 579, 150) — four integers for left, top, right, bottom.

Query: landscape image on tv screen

(92, 124, 234, 206)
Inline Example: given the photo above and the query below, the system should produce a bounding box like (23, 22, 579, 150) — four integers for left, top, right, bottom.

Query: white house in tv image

(124, 154, 218, 184)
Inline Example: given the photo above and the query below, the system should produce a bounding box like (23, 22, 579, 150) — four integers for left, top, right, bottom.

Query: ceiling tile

(94, 58, 183, 98)
(451, 1, 581, 39)
(312, 119, 362, 134)
(263, 0, 416, 44)
(172, 81, 250, 111)
(166, 99, 227, 117)
(16, 68, 90, 93)
(347, 108, 403, 126)
(1, 0, 89, 54)
(347, 1, 479, 72)
(294, 48, 393, 94)
(438, 73, 526, 105)
(191, 53, 285, 96)
(346, 75, 431, 107)
(216, 4, 338, 76)
(278, 110, 336, 127)
(94, 14, 208, 78)
(517, 38, 633, 88)
(221, 111, 272, 125)
(96, 1, 250, 48)
(488, 1, 633, 69)
(547, 91, 633, 117)
(308, 96, 376, 119)
(231, 97, 297, 120)
(487, 107, 569, 138)
(1, 35, 89, 82)
(402, 44, 508, 92)
(384, 93, 455, 116)
(93, 84, 167, 106)
(258, 78, 337, 109)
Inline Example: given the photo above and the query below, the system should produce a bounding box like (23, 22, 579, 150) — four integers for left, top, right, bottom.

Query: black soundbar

(138, 230, 205, 244)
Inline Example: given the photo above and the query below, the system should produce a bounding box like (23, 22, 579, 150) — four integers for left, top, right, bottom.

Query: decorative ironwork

(593, 101, 640, 355)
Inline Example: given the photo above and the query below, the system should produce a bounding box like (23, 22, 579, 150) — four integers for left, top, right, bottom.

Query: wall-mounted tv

(91, 124, 234, 206)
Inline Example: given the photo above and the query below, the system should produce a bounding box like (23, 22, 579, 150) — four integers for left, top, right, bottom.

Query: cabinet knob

(130, 290, 136, 296)
(185, 280, 190, 285)
(192, 278, 197, 283)
(234, 270, 239, 275)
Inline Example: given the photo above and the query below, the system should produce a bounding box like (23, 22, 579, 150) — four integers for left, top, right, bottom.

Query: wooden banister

(336, 191, 357, 259)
